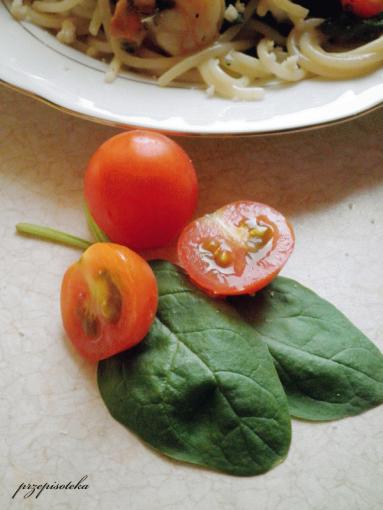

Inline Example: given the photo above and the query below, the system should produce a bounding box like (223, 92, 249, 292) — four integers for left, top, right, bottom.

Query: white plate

(1, 0, 383, 136)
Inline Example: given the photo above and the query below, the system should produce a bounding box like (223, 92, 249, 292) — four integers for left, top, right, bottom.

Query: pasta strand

(9, 0, 383, 100)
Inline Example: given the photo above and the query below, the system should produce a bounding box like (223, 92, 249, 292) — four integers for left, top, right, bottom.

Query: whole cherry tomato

(84, 130, 198, 251)
(177, 201, 295, 296)
(61, 243, 158, 362)
(341, 0, 383, 17)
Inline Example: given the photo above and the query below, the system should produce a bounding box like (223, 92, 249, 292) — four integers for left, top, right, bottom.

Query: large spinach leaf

(231, 278, 383, 421)
(98, 261, 291, 476)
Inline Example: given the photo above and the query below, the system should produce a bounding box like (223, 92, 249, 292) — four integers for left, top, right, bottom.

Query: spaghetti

(10, 0, 383, 100)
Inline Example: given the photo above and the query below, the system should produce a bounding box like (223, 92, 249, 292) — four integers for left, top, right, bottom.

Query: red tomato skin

(177, 201, 295, 297)
(84, 131, 198, 250)
(341, 0, 383, 17)
(61, 243, 158, 362)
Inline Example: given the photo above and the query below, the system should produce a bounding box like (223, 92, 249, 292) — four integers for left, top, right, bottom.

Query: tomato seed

(202, 238, 221, 253)
(214, 249, 233, 268)
(249, 227, 266, 237)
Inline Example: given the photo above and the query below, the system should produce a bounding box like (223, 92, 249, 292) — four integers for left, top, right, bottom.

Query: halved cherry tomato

(61, 243, 158, 362)
(177, 201, 294, 296)
(84, 131, 198, 251)
(341, 0, 383, 17)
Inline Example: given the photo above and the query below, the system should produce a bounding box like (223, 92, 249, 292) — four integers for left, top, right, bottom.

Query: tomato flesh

(341, 0, 383, 17)
(61, 243, 158, 361)
(177, 201, 295, 296)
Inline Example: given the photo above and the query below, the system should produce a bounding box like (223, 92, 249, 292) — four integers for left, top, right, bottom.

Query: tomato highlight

(177, 201, 295, 296)
(61, 243, 158, 361)
(84, 130, 198, 251)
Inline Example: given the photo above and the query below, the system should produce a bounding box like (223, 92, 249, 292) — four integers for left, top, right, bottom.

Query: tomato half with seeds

(177, 201, 295, 296)
(61, 243, 158, 362)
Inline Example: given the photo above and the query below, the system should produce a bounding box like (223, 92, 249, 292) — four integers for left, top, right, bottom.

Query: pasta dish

(10, 0, 383, 100)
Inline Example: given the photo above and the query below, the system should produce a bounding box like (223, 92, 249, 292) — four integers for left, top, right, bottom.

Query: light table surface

(0, 85, 382, 509)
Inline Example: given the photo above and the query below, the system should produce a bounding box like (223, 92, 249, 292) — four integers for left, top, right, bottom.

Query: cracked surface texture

(0, 85, 382, 509)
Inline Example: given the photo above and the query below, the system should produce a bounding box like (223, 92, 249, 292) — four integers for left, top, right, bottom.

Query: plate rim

(1, 0, 383, 137)
(2, 78, 382, 138)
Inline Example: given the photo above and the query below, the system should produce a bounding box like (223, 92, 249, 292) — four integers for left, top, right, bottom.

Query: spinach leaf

(231, 278, 383, 421)
(98, 261, 291, 476)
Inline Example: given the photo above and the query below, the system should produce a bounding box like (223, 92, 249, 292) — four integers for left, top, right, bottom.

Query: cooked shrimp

(111, 0, 156, 46)
(147, 0, 226, 56)
(111, 0, 225, 56)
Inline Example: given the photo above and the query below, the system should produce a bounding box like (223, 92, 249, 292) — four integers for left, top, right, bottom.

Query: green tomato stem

(84, 204, 110, 243)
(16, 223, 92, 251)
